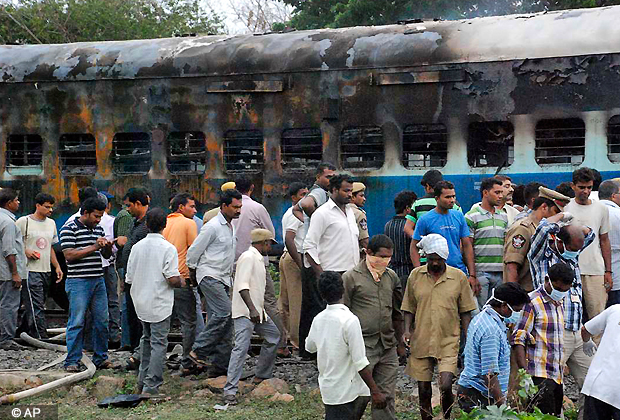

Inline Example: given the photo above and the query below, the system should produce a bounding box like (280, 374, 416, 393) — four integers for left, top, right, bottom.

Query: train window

(112, 132, 151, 174)
(59, 134, 97, 174)
(224, 130, 264, 172)
(6, 134, 43, 169)
(340, 126, 384, 170)
(281, 128, 323, 171)
(535, 118, 585, 165)
(402, 124, 448, 168)
(468, 122, 514, 168)
(167, 132, 206, 174)
(607, 115, 620, 163)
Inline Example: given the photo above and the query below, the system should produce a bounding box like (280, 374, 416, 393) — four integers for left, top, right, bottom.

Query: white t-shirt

(15, 216, 58, 273)
(582, 305, 620, 410)
(281, 206, 303, 253)
(231, 246, 267, 322)
(126, 233, 180, 323)
(306, 304, 370, 405)
(565, 199, 611, 275)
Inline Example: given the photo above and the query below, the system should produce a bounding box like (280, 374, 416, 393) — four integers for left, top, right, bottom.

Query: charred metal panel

(206, 80, 284, 93)
(3, 7, 620, 83)
(377, 70, 465, 85)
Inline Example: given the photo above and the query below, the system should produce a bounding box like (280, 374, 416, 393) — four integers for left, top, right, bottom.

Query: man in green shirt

(342, 234, 404, 420)
(464, 177, 508, 309)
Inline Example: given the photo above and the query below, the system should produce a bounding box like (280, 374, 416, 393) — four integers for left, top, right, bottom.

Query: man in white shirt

(278, 182, 308, 351)
(99, 192, 121, 346)
(16, 193, 62, 339)
(598, 180, 620, 307)
(187, 189, 242, 377)
(580, 304, 620, 420)
(565, 168, 612, 322)
(223, 229, 281, 405)
(126, 208, 184, 396)
(304, 174, 360, 276)
(306, 271, 386, 420)
(292, 162, 336, 359)
(232, 177, 287, 355)
(495, 175, 520, 225)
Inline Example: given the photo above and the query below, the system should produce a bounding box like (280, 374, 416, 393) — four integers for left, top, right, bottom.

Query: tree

(0, 0, 225, 45)
(226, 0, 292, 33)
(282, 0, 620, 30)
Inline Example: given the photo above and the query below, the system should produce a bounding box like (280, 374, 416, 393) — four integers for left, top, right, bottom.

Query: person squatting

(0, 165, 619, 419)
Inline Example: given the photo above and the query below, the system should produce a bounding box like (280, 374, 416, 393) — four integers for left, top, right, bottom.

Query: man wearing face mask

(512, 263, 576, 416)
(342, 234, 404, 420)
(402, 234, 478, 420)
(457, 282, 530, 412)
(528, 214, 596, 419)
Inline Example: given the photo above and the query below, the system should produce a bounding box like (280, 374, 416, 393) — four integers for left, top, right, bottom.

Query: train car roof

(1, 5, 620, 83)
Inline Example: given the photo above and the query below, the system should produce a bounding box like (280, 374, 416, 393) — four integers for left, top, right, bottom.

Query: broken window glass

(402, 124, 448, 169)
(59, 133, 97, 174)
(341, 126, 384, 170)
(6, 134, 43, 169)
(535, 118, 585, 165)
(607, 115, 620, 163)
(112, 132, 151, 174)
(224, 130, 264, 172)
(281, 128, 323, 171)
(468, 122, 514, 168)
(167, 131, 206, 174)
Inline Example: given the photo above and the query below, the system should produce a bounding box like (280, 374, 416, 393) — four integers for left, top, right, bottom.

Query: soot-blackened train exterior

(2, 6, 620, 238)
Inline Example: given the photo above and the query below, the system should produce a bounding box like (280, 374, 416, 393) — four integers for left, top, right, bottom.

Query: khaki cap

(539, 186, 570, 209)
(221, 181, 236, 192)
(251, 228, 277, 243)
(352, 182, 366, 194)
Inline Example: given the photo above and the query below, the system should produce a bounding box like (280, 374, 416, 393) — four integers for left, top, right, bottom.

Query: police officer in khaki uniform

(503, 186, 569, 397)
(503, 186, 570, 292)
(349, 182, 370, 249)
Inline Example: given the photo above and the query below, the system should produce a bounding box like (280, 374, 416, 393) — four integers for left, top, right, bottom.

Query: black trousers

(124, 283, 143, 351)
(457, 385, 496, 413)
(298, 264, 325, 359)
(324, 396, 369, 420)
(584, 395, 620, 420)
(531, 377, 563, 416)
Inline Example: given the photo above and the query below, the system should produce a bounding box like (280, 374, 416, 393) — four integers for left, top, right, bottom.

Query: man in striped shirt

(458, 282, 530, 412)
(384, 190, 417, 289)
(60, 197, 113, 372)
(512, 262, 575, 416)
(465, 178, 508, 309)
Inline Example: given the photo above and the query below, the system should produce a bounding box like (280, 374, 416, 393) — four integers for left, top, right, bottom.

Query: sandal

(125, 356, 140, 371)
(189, 350, 210, 367)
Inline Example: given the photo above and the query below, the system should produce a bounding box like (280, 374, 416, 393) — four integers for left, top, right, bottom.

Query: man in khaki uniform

(402, 234, 477, 420)
(504, 187, 569, 292)
(342, 234, 404, 420)
(503, 186, 569, 397)
(349, 182, 370, 250)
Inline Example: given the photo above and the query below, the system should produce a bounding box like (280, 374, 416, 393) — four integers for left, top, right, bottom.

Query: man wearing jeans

(126, 208, 184, 396)
(0, 189, 28, 351)
(223, 229, 280, 405)
(465, 177, 507, 309)
(16, 193, 63, 339)
(59, 197, 113, 371)
(187, 189, 242, 377)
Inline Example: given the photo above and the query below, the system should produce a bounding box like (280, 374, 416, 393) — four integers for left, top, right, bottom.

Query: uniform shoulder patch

(359, 219, 368, 231)
(512, 234, 526, 249)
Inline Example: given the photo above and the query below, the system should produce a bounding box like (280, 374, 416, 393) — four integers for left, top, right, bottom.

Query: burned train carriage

(2, 6, 620, 238)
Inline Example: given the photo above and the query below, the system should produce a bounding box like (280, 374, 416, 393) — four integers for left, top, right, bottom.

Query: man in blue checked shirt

(457, 282, 530, 412)
(528, 212, 595, 420)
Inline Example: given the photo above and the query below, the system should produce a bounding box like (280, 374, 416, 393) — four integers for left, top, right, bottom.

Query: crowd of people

(0, 163, 619, 419)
